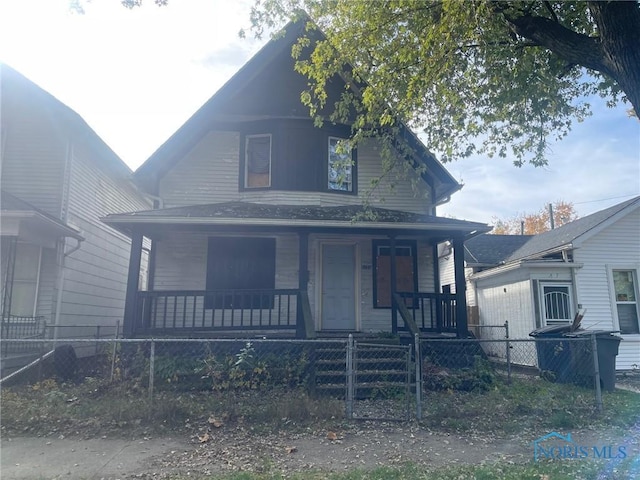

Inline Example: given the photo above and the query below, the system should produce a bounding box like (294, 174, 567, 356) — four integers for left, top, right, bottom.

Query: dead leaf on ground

(198, 432, 211, 443)
(208, 416, 223, 428)
(285, 446, 297, 454)
(326, 431, 338, 441)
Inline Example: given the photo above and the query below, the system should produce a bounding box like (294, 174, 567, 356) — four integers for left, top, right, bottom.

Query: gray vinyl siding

(57, 140, 150, 330)
(35, 247, 57, 324)
(573, 207, 640, 370)
(1, 101, 66, 217)
(159, 133, 433, 214)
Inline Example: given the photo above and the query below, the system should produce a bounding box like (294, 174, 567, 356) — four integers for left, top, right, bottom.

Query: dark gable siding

(239, 120, 352, 193)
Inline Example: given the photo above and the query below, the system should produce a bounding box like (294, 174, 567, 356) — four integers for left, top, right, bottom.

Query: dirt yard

(3, 419, 639, 479)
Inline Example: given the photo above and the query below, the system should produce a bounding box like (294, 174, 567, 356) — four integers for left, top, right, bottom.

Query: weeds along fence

(0, 335, 611, 419)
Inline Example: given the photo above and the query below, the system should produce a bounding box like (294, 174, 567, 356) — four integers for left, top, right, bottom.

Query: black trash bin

(565, 330, 622, 391)
(529, 324, 574, 383)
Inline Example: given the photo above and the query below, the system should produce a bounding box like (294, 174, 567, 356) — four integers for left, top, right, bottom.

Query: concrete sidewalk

(1, 436, 188, 479)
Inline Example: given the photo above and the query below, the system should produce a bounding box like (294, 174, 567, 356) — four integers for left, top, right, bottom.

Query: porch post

(123, 232, 143, 337)
(1, 236, 17, 322)
(296, 231, 309, 338)
(389, 235, 398, 334)
(452, 234, 468, 338)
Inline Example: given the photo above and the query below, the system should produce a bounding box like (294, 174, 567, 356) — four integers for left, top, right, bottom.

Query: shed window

(205, 237, 276, 309)
(328, 137, 354, 192)
(539, 283, 573, 326)
(613, 270, 640, 334)
(245, 135, 271, 188)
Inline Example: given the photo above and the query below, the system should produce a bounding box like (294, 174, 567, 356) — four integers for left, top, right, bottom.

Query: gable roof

(1, 64, 133, 179)
(102, 201, 489, 239)
(133, 16, 460, 202)
(464, 234, 533, 267)
(506, 196, 640, 262)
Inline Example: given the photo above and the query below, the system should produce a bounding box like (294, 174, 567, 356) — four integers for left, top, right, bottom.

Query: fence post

(505, 321, 511, 385)
(591, 335, 603, 413)
(414, 333, 422, 420)
(110, 321, 120, 383)
(148, 340, 155, 401)
(346, 334, 354, 419)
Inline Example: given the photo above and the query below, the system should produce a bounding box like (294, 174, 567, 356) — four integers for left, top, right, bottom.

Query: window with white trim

(613, 269, 640, 334)
(10, 243, 42, 317)
(328, 137, 354, 192)
(539, 283, 573, 326)
(245, 134, 271, 188)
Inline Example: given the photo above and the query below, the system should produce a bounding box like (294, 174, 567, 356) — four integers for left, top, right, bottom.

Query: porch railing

(396, 292, 457, 333)
(135, 289, 301, 334)
(1, 315, 46, 355)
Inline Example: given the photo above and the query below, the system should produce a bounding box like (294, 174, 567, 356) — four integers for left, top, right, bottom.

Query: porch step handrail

(393, 293, 420, 337)
(396, 291, 457, 333)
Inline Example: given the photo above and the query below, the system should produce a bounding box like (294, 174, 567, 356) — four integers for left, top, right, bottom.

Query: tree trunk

(588, 1, 640, 116)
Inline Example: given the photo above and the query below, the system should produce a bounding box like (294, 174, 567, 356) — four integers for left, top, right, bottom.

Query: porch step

(311, 342, 412, 399)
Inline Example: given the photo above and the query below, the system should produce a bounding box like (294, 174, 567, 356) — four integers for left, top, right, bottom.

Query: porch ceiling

(102, 201, 489, 241)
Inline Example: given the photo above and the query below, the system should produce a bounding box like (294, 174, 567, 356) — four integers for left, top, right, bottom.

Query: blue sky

(1, 0, 638, 225)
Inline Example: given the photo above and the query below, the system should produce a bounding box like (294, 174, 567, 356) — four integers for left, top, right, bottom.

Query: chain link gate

(346, 335, 413, 421)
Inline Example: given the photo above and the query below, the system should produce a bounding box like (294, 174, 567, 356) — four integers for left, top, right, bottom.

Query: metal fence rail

(0, 335, 611, 417)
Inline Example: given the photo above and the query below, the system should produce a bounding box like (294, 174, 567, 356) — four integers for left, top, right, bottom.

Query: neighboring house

(466, 197, 640, 370)
(102, 18, 490, 340)
(439, 234, 532, 331)
(0, 64, 151, 349)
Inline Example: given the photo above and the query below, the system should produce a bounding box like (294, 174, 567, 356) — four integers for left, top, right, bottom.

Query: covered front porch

(102, 202, 489, 339)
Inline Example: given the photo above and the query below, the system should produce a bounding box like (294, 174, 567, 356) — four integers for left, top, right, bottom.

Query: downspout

(52, 236, 82, 342)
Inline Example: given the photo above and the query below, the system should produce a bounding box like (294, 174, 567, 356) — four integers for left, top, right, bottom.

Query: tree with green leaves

(246, 1, 639, 167)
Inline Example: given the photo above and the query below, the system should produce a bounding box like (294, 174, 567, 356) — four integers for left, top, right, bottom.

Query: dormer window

(245, 134, 271, 188)
(328, 137, 354, 192)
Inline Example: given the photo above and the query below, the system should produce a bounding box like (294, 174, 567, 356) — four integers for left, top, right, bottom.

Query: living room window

(328, 137, 354, 192)
(613, 269, 640, 334)
(245, 134, 271, 188)
(205, 237, 276, 308)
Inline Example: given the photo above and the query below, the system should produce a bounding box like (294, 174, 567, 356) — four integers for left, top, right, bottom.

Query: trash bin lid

(529, 324, 574, 337)
(564, 329, 622, 339)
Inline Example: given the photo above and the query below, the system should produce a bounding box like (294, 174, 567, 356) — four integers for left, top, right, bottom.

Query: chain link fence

(0, 333, 615, 421)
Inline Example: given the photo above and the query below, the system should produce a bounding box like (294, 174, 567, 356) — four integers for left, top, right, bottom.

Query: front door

(321, 244, 356, 330)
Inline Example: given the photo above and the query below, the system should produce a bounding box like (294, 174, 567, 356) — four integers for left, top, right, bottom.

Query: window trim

(327, 136, 357, 195)
(243, 133, 272, 190)
(372, 239, 418, 309)
(608, 265, 640, 336)
(10, 242, 42, 317)
(538, 282, 573, 326)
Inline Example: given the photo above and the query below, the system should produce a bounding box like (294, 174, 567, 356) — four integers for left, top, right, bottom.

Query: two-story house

(102, 19, 490, 339)
(1, 64, 151, 357)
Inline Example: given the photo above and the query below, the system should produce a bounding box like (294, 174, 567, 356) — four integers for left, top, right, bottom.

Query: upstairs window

(245, 134, 271, 188)
(328, 137, 354, 192)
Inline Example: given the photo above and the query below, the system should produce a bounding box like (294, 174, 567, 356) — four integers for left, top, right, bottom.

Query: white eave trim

(2, 211, 84, 240)
(102, 215, 489, 233)
(471, 258, 583, 281)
